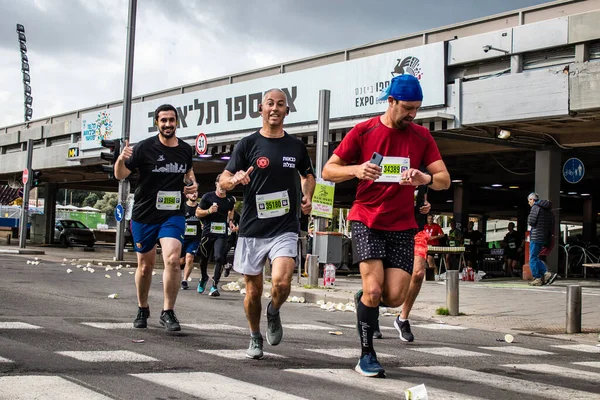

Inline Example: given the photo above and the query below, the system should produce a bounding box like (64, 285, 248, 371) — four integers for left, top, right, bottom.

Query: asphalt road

(1, 255, 599, 400)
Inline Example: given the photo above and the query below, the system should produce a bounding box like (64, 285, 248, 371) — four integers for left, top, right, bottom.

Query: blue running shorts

(131, 215, 185, 254)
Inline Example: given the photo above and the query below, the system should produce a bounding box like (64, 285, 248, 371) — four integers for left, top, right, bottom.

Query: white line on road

(304, 348, 396, 359)
(551, 344, 600, 354)
(0, 376, 112, 399)
(502, 364, 600, 382)
(337, 324, 395, 331)
(408, 347, 491, 357)
(0, 356, 13, 363)
(56, 350, 158, 362)
(406, 366, 599, 400)
(282, 324, 332, 330)
(81, 322, 132, 329)
(479, 346, 554, 356)
(197, 349, 286, 360)
(285, 368, 486, 400)
(415, 324, 468, 330)
(181, 323, 246, 331)
(131, 372, 308, 400)
(573, 361, 600, 369)
(0, 322, 42, 329)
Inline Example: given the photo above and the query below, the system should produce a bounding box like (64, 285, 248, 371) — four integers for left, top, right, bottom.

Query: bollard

(566, 285, 582, 334)
(307, 255, 319, 287)
(446, 270, 459, 316)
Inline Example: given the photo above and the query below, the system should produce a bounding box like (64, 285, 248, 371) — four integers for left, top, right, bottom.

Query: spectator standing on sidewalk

(527, 193, 557, 286)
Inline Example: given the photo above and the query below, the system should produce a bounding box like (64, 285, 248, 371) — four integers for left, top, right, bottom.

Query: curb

(0, 249, 45, 255)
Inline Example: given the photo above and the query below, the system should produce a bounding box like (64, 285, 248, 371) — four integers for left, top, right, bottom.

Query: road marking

(337, 324, 395, 331)
(416, 324, 468, 330)
(131, 372, 308, 400)
(56, 350, 158, 362)
(0, 322, 42, 329)
(81, 322, 132, 329)
(406, 366, 599, 400)
(551, 344, 600, 354)
(408, 347, 490, 357)
(282, 324, 331, 330)
(197, 349, 286, 360)
(0, 356, 13, 363)
(0, 376, 112, 399)
(181, 323, 246, 331)
(502, 364, 600, 382)
(479, 346, 554, 356)
(304, 348, 396, 359)
(285, 368, 485, 400)
(573, 361, 600, 368)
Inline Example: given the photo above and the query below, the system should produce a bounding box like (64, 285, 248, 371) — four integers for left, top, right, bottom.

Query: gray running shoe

(266, 302, 283, 346)
(246, 336, 264, 359)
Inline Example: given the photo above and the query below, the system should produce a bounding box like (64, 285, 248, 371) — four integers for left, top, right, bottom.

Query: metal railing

(560, 244, 600, 279)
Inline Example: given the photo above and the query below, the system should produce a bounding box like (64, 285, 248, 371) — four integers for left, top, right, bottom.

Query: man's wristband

(427, 173, 434, 186)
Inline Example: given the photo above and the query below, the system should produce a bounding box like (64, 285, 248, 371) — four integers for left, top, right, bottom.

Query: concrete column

(511, 55, 523, 74)
(480, 216, 489, 244)
(452, 183, 470, 233)
(582, 197, 597, 244)
(575, 43, 590, 63)
(44, 184, 58, 244)
(535, 150, 561, 272)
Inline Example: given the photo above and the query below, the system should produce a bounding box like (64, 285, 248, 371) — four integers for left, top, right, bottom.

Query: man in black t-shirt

(180, 190, 202, 289)
(223, 210, 241, 277)
(196, 174, 236, 297)
(503, 222, 523, 277)
(114, 104, 197, 332)
(463, 221, 483, 269)
(219, 88, 316, 360)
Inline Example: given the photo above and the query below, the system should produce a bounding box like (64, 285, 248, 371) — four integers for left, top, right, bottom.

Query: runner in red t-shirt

(423, 214, 444, 274)
(322, 74, 450, 378)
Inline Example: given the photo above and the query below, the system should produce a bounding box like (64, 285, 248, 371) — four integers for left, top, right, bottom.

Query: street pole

(312, 90, 331, 263)
(19, 139, 33, 248)
(115, 0, 137, 261)
(566, 285, 582, 334)
(446, 270, 460, 316)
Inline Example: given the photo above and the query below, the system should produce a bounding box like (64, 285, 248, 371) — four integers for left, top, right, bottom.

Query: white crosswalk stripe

(502, 364, 600, 382)
(56, 350, 158, 362)
(197, 349, 286, 360)
(181, 323, 246, 331)
(551, 344, 600, 353)
(415, 323, 468, 330)
(131, 371, 308, 400)
(0, 322, 42, 329)
(406, 366, 599, 400)
(479, 346, 554, 356)
(285, 368, 486, 400)
(573, 361, 600, 368)
(282, 324, 331, 330)
(304, 348, 396, 359)
(408, 347, 490, 357)
(81, 322, 132, 329)
(0, 356, 13, 363)
(0, 376, 112, 399)
(337, 323, 395, 331)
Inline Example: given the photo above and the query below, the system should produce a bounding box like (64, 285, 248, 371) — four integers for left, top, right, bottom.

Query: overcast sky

(0, 0, 555, 128)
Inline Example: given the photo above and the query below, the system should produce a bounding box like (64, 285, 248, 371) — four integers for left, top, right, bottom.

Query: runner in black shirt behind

(223, 210, 240, 277)
(219, 88, 315, 360)
(180, 190, 202, 289)
(196, 175, 235, 296)
(503, 222, 524, 277)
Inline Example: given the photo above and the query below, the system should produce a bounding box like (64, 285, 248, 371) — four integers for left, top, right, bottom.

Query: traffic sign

(563, 157, 584, 184)
(115, 204, 124, 222)
(22, 168, 29, 185)
(195, 132, 208, 155)
(17, 188, 23, 198)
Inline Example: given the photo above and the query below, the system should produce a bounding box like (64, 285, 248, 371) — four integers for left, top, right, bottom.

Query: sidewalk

(2, 242, 600, 344)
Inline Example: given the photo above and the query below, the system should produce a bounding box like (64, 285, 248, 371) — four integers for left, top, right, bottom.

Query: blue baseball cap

(377, 74, 423, 102)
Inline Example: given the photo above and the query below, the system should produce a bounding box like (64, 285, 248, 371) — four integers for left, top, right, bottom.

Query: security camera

(482, 45, 492, 53)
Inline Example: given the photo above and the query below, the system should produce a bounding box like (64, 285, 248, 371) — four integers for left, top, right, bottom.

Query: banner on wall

(81, 42, 445, 150)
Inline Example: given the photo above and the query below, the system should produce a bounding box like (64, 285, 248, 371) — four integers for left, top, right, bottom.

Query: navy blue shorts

(131, 215, 185, 254)
(182, 239, 200, 256)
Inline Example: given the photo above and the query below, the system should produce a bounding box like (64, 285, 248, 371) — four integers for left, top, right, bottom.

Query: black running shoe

(133, 307, 150, 329)
(395, 318, 414, 342)
(159, 309, 181, 331)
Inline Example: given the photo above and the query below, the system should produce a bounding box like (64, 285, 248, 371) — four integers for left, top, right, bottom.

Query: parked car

(54, 219, 96, 247)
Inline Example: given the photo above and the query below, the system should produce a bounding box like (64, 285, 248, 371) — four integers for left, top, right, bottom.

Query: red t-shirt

(424, 223, 444, 245)
(334, 116, 442, 231)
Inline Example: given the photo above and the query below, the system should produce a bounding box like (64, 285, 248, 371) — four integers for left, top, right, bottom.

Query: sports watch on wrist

(426, 172, 434, 186)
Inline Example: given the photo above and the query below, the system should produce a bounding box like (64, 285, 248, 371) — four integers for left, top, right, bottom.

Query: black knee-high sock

(357, 300, 379, 356)
(199, 257, 209, 282)
(213, 261, 222, 285)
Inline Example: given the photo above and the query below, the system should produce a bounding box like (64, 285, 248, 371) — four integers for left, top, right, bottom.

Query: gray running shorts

(233, 232, 298, 276)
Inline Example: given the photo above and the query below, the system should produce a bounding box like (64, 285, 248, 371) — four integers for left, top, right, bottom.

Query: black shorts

(351, 221, 415, 274)
(505, 251, 519, 261)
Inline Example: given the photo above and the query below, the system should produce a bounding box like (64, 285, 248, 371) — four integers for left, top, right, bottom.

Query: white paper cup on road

(405, 383, 428, 400)
(504, 334, 514, 343)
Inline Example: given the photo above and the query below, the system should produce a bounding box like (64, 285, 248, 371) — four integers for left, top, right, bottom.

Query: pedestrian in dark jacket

(527, 193, 557, 286)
